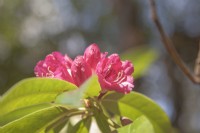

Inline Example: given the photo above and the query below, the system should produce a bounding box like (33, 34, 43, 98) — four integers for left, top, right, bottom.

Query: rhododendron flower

(34, 44, 134, 94)
(84, 43, 101, 70)
(34, 52, 74, 83)
(96, 54, 134, 94)
(71, 56, 92, 86)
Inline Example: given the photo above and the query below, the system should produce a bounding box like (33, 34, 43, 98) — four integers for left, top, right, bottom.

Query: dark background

(0, 0, 200, 132)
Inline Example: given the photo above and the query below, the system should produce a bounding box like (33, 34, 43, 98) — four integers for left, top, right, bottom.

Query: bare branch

(194, 42, 200, 80)
(149, 0, 200, 84)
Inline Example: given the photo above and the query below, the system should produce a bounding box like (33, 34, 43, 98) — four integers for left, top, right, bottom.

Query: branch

(194, 42, 200, 80)
(149, 0, 200, 84)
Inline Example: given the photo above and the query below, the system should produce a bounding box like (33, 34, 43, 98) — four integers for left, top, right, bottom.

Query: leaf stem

(97, 91, 107, 100)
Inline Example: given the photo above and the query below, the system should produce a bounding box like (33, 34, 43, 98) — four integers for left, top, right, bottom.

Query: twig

(149, 0, 200, 84)
(194, 42, 200, 79)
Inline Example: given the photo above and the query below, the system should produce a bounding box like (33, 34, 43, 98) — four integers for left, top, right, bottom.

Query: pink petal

(34, 51, 74, 83)
(122, 61, 134, 75)
(84, 43, 101, 70)
(71, 56, 92, 86)
(96, 53, 134, 94)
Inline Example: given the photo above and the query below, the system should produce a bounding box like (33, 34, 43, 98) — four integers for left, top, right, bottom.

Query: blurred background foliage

(0, 0, 200, 133)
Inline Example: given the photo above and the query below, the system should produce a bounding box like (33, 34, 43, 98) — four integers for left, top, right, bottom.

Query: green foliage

(82, 75, 101, 98)
(93, 107, 112, 133)
(0, 103, 52, 126)
(120, 46, 158, 78)
(115, 116, 154, 133)
(0, 78, 77, 116)
(66, 121, 73, 133)
(0, 76, 172, 133)
(0, 105, 67, 133)
(55, 75, 101, 107)
(101, 92, 172, 133)
(69, 117, 92, 133)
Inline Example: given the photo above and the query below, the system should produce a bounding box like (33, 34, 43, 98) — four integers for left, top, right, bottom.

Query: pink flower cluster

(34, 44, 134, 94)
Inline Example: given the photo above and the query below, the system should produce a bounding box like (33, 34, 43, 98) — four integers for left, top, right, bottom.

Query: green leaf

(52, 119, 68, 133)
(45, 113, 69, 133)
(55, 75, 101, 107)
(82, 75, 101, 98)
(44, 108, 86, 133)
(0, 78, 77, 116)
(101, 92, 172, 133)
(0, 103, 53, 126)
(115, 116, 154, 133)
(93, 107, 111, 133)
(69, 117, 92, 133)
(66, 121, 73, 133)
(0, 105, 67, 133)
(120, 46, 157, 79)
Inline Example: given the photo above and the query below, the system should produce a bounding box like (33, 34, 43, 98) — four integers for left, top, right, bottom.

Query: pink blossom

(84, 43, 101, 70)
(71, 56, 92, 86)
(96, 54, 134, 94)
(34, 52, 74, 83)
(34, 44, 134, 94)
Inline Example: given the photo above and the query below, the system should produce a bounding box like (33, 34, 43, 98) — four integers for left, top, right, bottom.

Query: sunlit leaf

(0, 105, 67, 133)
(120, 46, 157, 79)
(45, 112, 70, 133)
(93, 107, 111, 133)
(0, 78, 77, 116)
(68, 117, 92, 133)
(52, 119, 68, 133)
(101, 92, 172, 133)
(82, 75, 101, 98)
(66, 121, 73, 133)
(114, 116, 154, 133)
(55, 75, 101, 107)
(0, 103, 53, 126)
